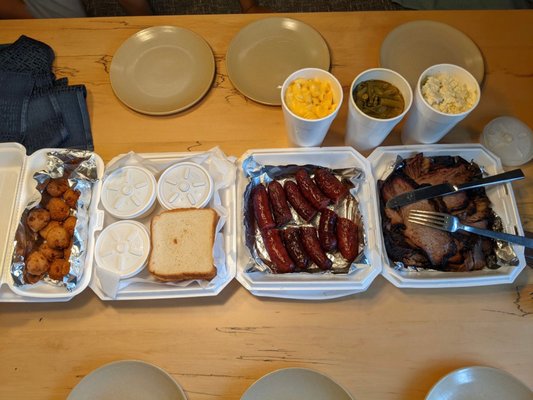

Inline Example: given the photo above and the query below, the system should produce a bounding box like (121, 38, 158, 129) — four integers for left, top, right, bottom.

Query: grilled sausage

(284, 181, 317, 222)
(300, 226, 333, 270)
(314, 168, 349, 203)
(295, 168, 330, 210)
(261, 228, 295, 273)
(318, 209, 338, 252)
(281, 227, 310, 270)
(267, 180, 292, 227)
(252, 184, 275, 230)
(337, 217, 359, 262)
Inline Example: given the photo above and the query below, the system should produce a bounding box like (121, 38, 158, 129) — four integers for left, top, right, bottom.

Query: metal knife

(386, 169, 525, 208)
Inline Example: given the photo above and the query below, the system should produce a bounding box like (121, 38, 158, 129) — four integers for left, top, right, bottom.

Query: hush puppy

(63, 216, 77, 236)
(63, 188, 80, 209)
(48, 259, 70, 280)
(39, 242, 63, 261)
(26, 251, 50, 275)
(24, 271, 44, 284)
(64, 243, 73, 260)
(46, 178, 69, 197)
(47, 226, 70, 250)
(47, 197, 70, 221)
(26, 208, 50, 232)
(39, 220, 61, 240)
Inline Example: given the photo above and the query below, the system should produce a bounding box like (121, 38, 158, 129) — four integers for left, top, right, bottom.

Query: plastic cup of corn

(281, 68, 343, 147)
(346, 68, 412, 152)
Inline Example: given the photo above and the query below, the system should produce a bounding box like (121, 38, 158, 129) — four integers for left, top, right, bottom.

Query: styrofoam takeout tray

(0, 143, 104, 302)
(89, 149, 237, 300)
(235, 147, 382, 300)
(368, 143, 527, 288)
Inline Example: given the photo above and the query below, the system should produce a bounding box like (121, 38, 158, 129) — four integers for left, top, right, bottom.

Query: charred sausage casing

(295, 168, 330, 210)
(284, 180, 317, 222)
(337, 217, 359, 262)
(267, 180, 292, 227)
(300, 226, 333, 270)
(314, 168, 349, 203)
(281, 227, 310, 270)
(252, 184, 276, 230)
(318, 209, 338, 252)
(261, 228, 295, 273)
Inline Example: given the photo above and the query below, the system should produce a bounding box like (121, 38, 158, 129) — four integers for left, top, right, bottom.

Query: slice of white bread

(149, 208, 218, 281)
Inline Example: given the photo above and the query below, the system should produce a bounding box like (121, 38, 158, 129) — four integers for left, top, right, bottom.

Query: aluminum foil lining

(242, 156, 367, 274)
(11, 149, 99, 290)
(381, 154, 519, 272)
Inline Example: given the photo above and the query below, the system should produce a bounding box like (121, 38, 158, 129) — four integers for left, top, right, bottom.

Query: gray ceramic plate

(68, 360, 187, 400)
(226, 17, 330, 106)
(110, 26, 215, 115)
(426, 366, 533, 400)
(380, 20, 484, 89)
(241, 367, 354, 400)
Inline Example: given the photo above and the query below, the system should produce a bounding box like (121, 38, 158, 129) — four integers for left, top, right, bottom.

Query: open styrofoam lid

(157, 161, 213, 209)
(0, 143, 26, 283)
(95, 220, 150, 279)
(481, 116, 533, 167)
(101, 165, 157, 219)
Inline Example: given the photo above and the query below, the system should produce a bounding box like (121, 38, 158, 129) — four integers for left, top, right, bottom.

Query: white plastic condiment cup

(481, 116, 533, 167)
(157, 161, 214, 210)
(95, 220, 151, 279)
(281, 68, 343, 147)
(101, 165, 157, 220)
(345, 68, 412, 152)
(401, 63, 480, 145)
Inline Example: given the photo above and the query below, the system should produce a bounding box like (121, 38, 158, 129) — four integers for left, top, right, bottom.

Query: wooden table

(0, 10, 532, 399)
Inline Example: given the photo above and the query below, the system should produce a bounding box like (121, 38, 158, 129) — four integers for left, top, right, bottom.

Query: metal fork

(408, 210, 533, 249)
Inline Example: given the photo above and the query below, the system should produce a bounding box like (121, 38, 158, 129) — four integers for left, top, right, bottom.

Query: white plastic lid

(95, 220, 150, 279)
(101, 166, 157, 219)
(157, 161, 214, 210)
(481, 116, 533, 167)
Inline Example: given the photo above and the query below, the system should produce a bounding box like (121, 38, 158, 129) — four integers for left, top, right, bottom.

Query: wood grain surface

(0, 10, 532, 400)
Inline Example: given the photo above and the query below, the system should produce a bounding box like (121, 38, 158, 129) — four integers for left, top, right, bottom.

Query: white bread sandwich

(148, 208, 218, 281)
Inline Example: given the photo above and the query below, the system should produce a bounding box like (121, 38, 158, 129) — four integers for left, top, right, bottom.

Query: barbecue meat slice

(404, 154, 482, 211)
(380, 153, 497, 272)
(380, 172, 457, 268)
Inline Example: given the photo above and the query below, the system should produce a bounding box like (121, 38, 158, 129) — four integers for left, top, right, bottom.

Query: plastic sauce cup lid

(95, 220, 150, 279)
(101, 166, 157, 219)
(157, 161, 214, 210)
(481, 116, 533, 167)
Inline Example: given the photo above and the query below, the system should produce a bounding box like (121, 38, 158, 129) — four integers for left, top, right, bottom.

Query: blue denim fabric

(0, 71, 33, 142)
(0, 36, 93, 154)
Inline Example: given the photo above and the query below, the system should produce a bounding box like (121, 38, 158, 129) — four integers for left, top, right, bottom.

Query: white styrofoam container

(368, 144, 527, 288)
(89, 150, 237, 301)
(0, 143, 105, 302)
(235, 147, 382, 300)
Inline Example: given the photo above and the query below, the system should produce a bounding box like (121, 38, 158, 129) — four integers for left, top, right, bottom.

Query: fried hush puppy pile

(23, 178, 80, 283)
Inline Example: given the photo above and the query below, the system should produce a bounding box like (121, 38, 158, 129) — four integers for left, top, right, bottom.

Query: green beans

(353, 79, 405, 119)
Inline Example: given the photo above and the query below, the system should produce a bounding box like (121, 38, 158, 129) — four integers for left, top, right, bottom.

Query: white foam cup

(401, 63, 480, 145)
(345, 68, 412, 152)
(281, 68, 343, 147)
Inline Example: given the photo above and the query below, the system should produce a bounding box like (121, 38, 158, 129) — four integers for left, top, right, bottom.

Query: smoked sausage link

(314, 168, 349, 203)
(267, 180, 292, 227)
(318, 209, 338, 252)
(295, 168, 330, 210)
(261, 228, 295, 273)
(284, 181, 317, 222)
(300, 226, 333, 270)
(252, 184, 275, 230)
(337, 217, 359, 262)
(281, 227, 310, 270)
